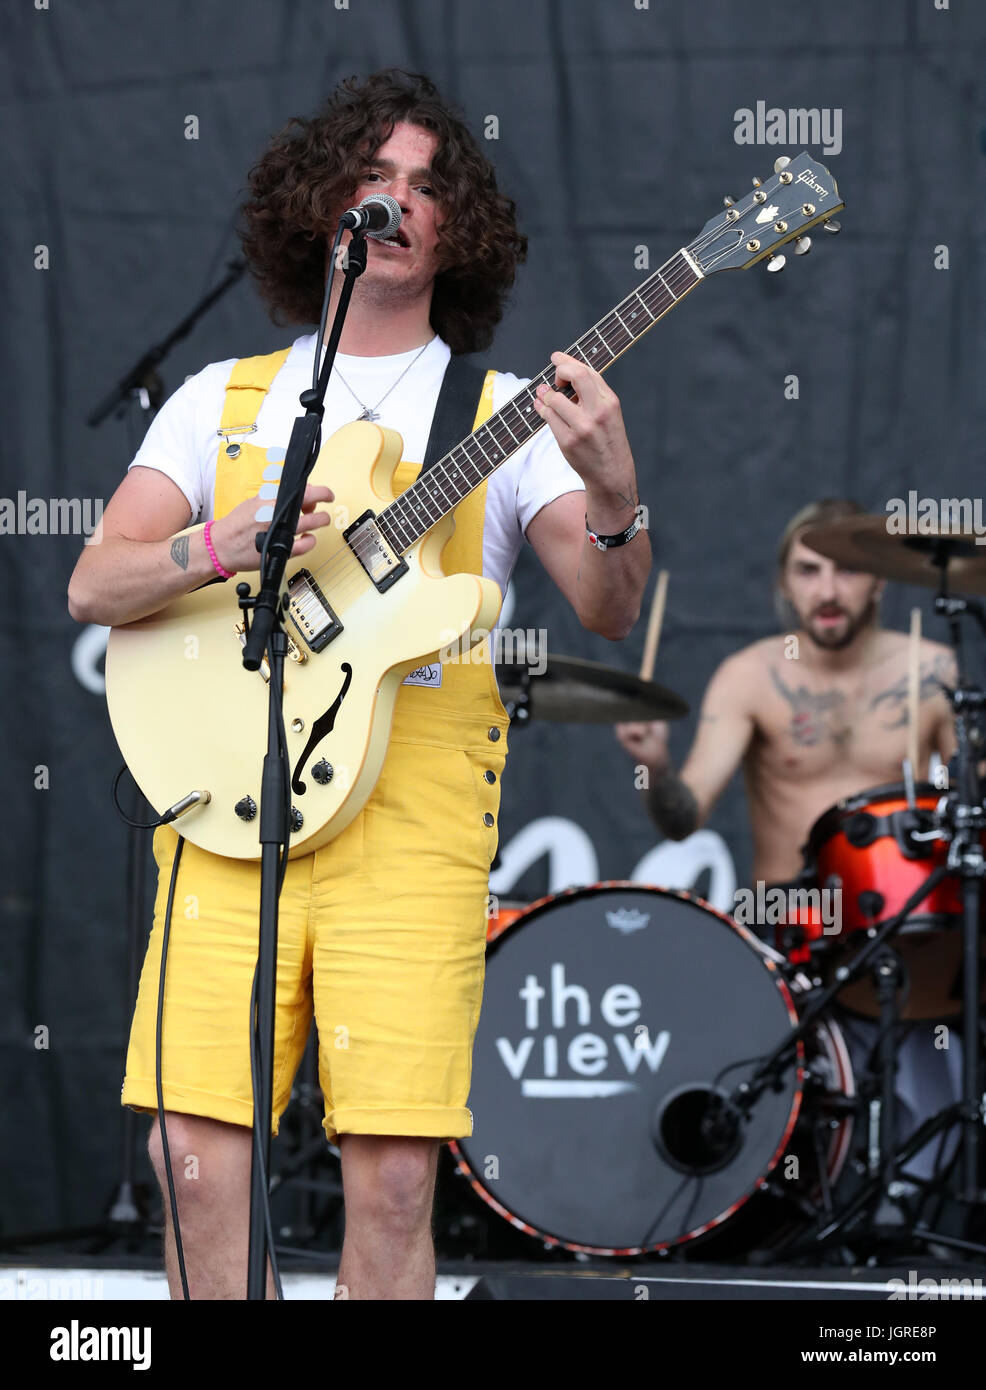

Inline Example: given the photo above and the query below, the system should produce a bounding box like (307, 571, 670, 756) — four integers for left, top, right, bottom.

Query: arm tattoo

(170, 535, 190, 571)
(614, 483, 639, 513)
(869, 656, 952, 729)
(770, 666, 847, 748)
(645, 769, 699, 840)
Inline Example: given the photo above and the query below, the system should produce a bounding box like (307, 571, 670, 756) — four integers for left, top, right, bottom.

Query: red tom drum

(784, 782, 985, 1019)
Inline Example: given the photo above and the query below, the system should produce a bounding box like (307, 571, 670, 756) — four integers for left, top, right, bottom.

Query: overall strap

(219, 347, 293, 434)
(213, 347, 292, 520)
(422, 355, 492, 471)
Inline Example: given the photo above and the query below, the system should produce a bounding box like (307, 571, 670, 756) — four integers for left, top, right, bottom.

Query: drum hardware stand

(719, 866, 950, 1124)
(690, 866, 952, 1257)
(931, 579, 986, 1208)
(873, 945, 911, 1190)
(780, 1101, 966, 1257)
(774, 585, 986, 1259)
(501, 666, 533, 727)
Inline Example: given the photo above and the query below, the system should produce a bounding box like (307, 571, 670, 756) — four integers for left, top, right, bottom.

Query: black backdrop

(2, 0, 985, 1235)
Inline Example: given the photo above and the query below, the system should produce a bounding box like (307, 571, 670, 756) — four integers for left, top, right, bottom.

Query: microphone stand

(237, 229, 368, 1301)
(86, 260, 246, 427)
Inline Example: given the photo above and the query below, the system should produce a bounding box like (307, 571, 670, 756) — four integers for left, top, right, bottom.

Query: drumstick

(907, 606, 921, 784)
(639, 569, 669, 681)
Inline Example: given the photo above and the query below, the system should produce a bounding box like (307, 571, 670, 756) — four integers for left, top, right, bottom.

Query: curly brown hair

(238, 69, 527, 355)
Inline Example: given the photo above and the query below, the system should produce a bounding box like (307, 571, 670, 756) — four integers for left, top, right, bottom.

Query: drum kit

(449, 517, 986, 1262)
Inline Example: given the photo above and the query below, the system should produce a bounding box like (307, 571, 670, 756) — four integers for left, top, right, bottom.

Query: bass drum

(453, 884, 854, 1257)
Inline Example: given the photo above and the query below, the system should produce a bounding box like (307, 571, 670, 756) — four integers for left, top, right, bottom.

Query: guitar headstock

(687, 153, 844, 275)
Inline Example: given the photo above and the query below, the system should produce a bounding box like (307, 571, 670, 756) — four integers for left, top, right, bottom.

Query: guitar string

(290, 253, 717, 613)
(314, 168, 805, 566)
(284, 188, 815, 608)
(296, 233, 733, 607)
(295, 241, 712, 603)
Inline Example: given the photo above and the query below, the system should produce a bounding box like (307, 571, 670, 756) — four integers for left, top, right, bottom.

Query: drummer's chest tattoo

(769, 667, 850, 749)
(868, 657, 949, 729)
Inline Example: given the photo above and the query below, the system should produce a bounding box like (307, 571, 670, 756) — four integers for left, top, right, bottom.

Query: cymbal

(801, 514, 986, 595)
(496, 640, 688, 724)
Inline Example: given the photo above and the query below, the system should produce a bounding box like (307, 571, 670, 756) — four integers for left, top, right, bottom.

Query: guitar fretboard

(378, 248, 703, 552)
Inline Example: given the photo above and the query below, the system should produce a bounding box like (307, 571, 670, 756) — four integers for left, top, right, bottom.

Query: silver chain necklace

(332, 339, 433, 422)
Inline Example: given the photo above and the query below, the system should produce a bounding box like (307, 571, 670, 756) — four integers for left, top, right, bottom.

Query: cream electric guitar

(106, 153, 844, 861)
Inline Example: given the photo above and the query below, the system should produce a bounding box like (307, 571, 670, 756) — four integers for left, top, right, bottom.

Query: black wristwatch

(585, 506, 645, 551)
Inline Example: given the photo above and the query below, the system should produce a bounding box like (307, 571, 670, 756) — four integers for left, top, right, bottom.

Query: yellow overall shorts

(121, 349, 510, 1143)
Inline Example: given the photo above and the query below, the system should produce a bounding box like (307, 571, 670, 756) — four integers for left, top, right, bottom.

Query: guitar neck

(378, 247, 704, 553)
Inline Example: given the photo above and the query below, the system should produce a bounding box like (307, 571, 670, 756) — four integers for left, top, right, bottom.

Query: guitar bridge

(286, 569, 343, 653)
(344, 511, 408, 593)
(234, 623, 306, 681)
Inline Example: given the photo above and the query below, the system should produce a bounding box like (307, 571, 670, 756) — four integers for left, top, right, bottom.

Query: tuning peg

(793, 235, 812, 255)
(773, 156, 791, 173)
(723, 195, 737, 207)
(766, 254, 786, 273)
(822, 219, 842, 234)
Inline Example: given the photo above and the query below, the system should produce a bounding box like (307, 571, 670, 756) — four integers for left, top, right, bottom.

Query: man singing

(68, 69, 650, 1299)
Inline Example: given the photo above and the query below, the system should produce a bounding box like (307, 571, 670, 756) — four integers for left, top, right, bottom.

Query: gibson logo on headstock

(795, 168, 829, 200)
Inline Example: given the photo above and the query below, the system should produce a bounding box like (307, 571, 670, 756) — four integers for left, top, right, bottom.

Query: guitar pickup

(343, 510, 408, 593)
(285, 569, 343, 653)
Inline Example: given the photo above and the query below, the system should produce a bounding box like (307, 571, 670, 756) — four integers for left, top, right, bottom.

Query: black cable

(112, 766, 166, 829)
(155, 835, 190, 1299)
(676, 1175, 705, 1245)
(640, 1169, 698, 1250)
(311, 227, 344, 393)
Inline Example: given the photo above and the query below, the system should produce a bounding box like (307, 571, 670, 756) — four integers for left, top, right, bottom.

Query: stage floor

(3, 1256, 985, 1301)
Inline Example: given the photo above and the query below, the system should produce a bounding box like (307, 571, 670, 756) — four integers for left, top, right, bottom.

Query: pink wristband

(203, 520, 236, 579)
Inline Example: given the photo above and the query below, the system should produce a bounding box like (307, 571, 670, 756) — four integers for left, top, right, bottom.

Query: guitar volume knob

(290, 807, 304, 832)
(234, 795, 257, 822)
(311, 760, 334, 785)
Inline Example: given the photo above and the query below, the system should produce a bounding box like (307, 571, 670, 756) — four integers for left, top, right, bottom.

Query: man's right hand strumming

(68, 468, 333, 629)
(204, 484, 334, 575)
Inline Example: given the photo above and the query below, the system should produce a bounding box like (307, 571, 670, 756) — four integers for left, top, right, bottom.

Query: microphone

(339, 194, 402, 240)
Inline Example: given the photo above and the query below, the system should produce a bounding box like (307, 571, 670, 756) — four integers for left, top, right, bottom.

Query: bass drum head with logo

(453, 884, 820, 1256)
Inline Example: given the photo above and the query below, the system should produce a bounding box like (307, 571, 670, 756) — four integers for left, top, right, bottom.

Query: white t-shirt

(128, 332, 584, 599)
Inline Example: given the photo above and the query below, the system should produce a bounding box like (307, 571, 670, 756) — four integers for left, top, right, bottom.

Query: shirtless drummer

(616, 497, 956, 881)
(616, 497, 961, 1191)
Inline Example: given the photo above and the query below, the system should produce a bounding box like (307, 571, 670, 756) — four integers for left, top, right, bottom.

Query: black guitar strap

(421, 353, 490, 473)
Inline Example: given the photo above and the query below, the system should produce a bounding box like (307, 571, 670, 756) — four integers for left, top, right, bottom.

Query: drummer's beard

(800, 595, 881, 650)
